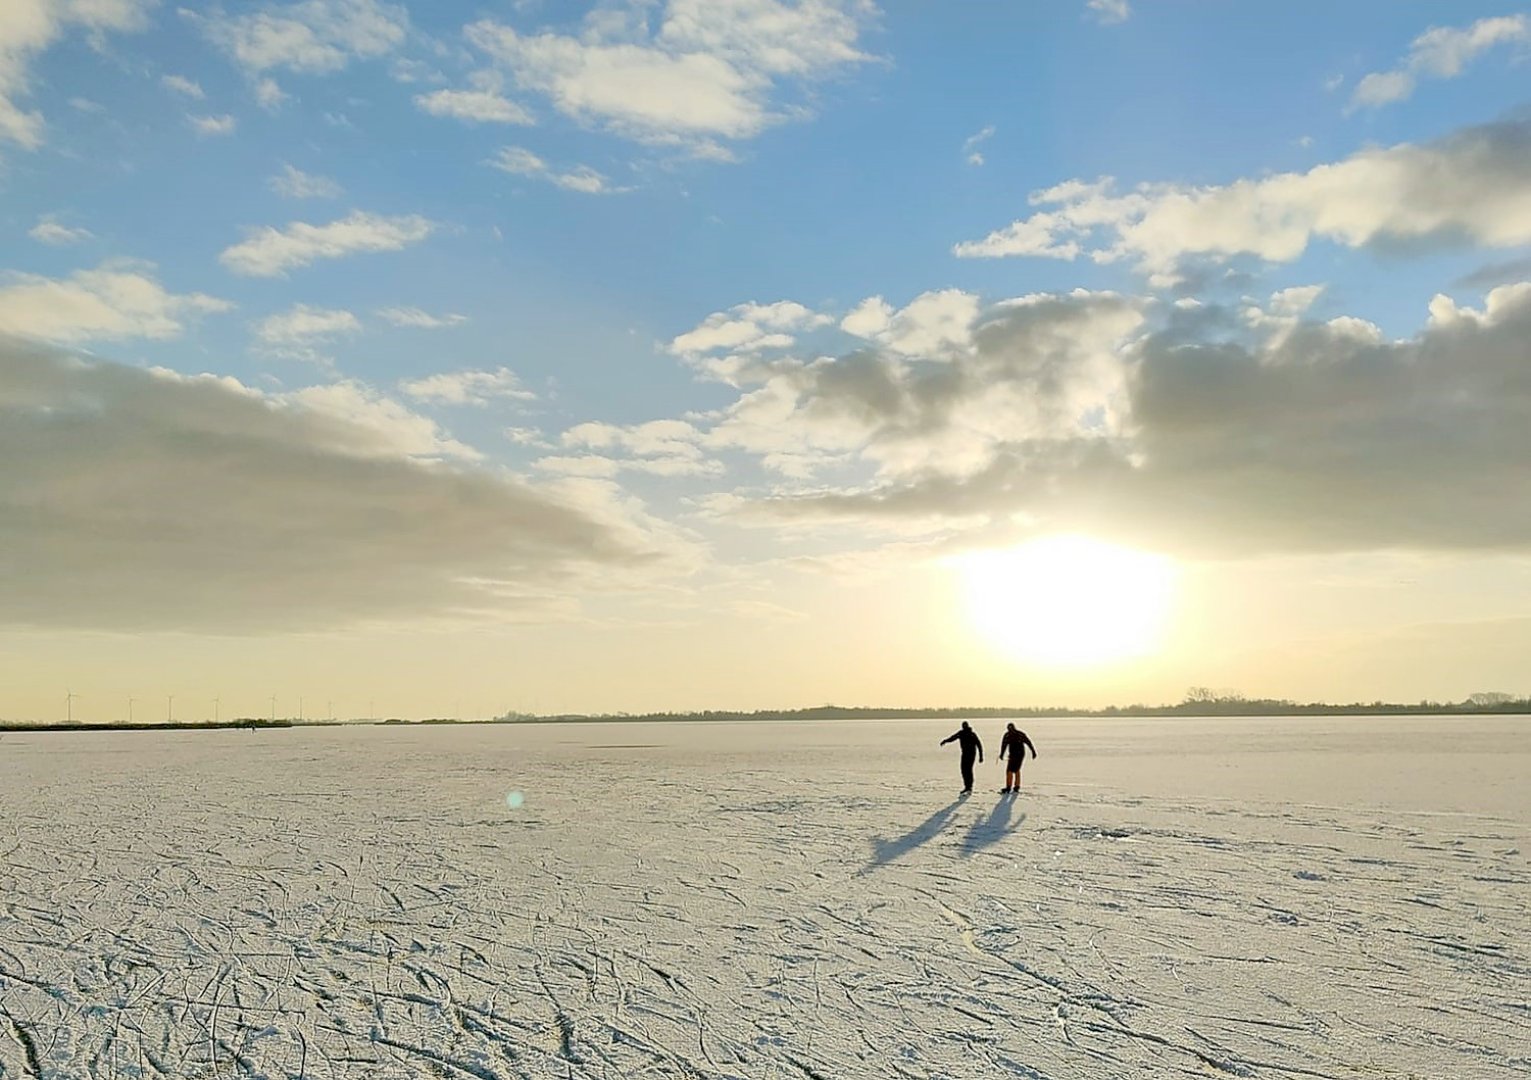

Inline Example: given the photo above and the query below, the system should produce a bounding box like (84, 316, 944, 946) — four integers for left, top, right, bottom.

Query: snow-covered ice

(1, 716, 1527, 1078)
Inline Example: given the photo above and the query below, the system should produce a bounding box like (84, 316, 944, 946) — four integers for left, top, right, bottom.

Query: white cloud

(220, 210, 435, 277)
(399, 367, 536, 406)
(1350, 70, 1414, 110)
(954, 118, 1531, 277)
(254, 76, 289, 109)
(389, 56, 438, 84)
(669, 300, 831, 366)
(1238, 284, 1329, 347)
(840, 296, 891, 338)
(1085, 0, 1131, 26)
(465, 0, 875, 150)
(488, 145, 623, 194)
(0, 263, 231, 343)
(283, 379, 477, 459)
(1268, 284, 1325, 316)
(161, 74, 205, 99)
(535, 453, 723, 479)
(962, 124, 994, 166)
(1410, 15, 1530, 76)
(189, 113, 238, 136)
(376, 306, 467, 328)
(1351, 15, 1529, 111)
(268, 163, 342, 198)
(28, 214, 92, 245)
(0, 0, 153, 148)
(0, 340, 669, 630)
(841, 289, 981, 357)
(416, 87, 534, 125)
(254, 303, 360, 352)
(563, 418, 707, 457)
(539, 420, 722, 478)
(504, 425, 547, 447)
(198, 0, 409, 76)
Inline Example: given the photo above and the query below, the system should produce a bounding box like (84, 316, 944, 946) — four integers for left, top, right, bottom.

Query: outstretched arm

(939, 732, 957, 745)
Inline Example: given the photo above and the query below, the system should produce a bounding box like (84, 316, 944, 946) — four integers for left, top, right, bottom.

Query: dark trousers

(960, 755, 975, 792)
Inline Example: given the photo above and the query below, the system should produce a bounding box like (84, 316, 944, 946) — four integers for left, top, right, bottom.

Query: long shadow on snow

(961, 795, 1026, 856)
(866, 799, 963, 869)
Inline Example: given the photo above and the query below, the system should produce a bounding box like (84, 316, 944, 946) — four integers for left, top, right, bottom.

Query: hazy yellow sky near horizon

(8, 546, 1531, 723)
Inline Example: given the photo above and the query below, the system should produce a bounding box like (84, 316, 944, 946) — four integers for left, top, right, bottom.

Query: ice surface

(1, 716, 1527, 1078)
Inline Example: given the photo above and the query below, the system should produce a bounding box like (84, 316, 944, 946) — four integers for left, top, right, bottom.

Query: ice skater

(998, 723, 1037, 794)
(940, 722, 984, 795)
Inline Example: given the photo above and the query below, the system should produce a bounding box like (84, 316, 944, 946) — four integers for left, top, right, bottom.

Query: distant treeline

(7, 694, 1527, 731)
(0, 718, 302, 733)
(493, 692, 1531, 724)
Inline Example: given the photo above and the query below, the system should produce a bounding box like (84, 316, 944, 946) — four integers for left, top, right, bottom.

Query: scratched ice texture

(1, 716, 1526, 1078)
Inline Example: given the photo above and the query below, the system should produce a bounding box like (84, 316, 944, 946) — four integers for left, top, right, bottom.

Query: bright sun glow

(956, 535, 1178, 667)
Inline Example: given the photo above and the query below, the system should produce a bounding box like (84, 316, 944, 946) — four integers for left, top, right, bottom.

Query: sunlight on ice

(954, 534, 1178, 667)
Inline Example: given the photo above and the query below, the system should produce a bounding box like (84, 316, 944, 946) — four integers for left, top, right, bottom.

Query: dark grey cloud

(739, 284, 1531, 556)
(0, 339, 667, 630)
(706, 291, 1143, 466)
(1456, 255, 1531, 289)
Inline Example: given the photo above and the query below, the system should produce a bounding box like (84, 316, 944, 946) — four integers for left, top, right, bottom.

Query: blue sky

(3, 1, 1531, 716)
(12, 1, 1527, 383)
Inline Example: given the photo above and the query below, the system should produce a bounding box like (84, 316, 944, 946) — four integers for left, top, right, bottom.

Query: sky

(4, 0, 1531, 721)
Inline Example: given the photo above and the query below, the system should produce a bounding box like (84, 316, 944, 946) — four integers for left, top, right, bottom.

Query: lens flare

(505, 790, 525, 809)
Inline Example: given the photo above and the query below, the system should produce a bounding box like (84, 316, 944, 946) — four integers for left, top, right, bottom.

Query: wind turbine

(128, 697, 136, 724)
(167, 695, 174, 723)
(213, 697, 221, 724)
(65, 689, 78, 724)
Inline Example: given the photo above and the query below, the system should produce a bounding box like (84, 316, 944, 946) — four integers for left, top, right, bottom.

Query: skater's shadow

(961, 796, 1027, 857)
(866, 799, 962, 869)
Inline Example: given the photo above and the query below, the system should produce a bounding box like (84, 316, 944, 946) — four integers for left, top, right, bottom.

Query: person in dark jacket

(998, 723, 1037, 794)
(940, 722, 984, 794)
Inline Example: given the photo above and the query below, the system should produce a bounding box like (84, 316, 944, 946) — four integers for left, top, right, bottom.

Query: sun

(954, 535, 1177, 667)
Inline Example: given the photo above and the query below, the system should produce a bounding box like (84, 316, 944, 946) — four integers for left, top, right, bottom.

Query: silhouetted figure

(999, 723, 1037, 794)
(940, 722, 984, 794)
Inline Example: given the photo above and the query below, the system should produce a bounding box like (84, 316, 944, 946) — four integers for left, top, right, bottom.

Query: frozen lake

(1, 716, 1527, 1078)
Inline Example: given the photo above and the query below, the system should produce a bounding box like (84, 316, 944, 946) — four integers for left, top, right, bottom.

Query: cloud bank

(955, 118, 1531, 279)
(705, 283, 1531, 557)
(0, 340, 669, 630)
